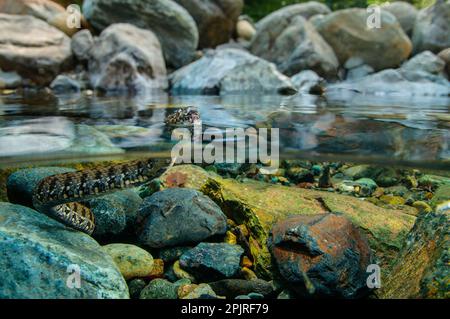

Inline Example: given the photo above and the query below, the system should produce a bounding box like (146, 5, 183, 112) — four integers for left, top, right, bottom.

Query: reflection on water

(0, 90, 449, 168)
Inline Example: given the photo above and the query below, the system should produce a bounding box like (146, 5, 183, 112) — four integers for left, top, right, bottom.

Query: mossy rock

(162, 165, 416, 279)
(430, 184, 450, 208)
(379, 209, 449, 298)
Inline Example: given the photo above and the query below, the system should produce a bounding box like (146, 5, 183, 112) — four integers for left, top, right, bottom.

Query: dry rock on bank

(170, 48, 296, 95)
(174, 0, 243, 49)
(0, 0, 86, 36)
(382, 1, 418, 35)
(250, 2, 337, 78)
(88, 23, 168, 92)
(0, 13, 72, 85)
(82, 0, 198, 69)
(315, 8, 412, 71)
(412, 0, 450, 54)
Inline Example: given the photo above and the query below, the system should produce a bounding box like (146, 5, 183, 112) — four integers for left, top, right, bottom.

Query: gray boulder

(0, 69, 22, 89)
(179, 243, 244, 281)
(438, 48, 450, 78)
(0, 202, 129, 298)
(170, 48, 296, 95)
(88, 23, 167, 92)
(401, 51, 446, 75)
(175, 0, 243, 48)
(382, 1, 418, 35)
(90, 190, 143, 238)
(412, 0, 450, 54)
(327, 68, 450, 96)
(136, 188, 227, 248)
(0, 13, 72, 85)
(290, 70, 325, 94)
(315, 8, 412, 71)
(71, 29, 94, 62)
(50, 74, 82, 93)
(82, 0, 198, 68)
(250, 5, 337, 78)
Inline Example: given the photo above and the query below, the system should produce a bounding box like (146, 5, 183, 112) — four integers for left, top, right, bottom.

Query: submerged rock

(209, 279, 274, 298)
(83, 0, 198, 68)
(88, 23, 167, 92)
(0, 13, 72, 85)
(0, 202, 129, 298)
(380, 206, 449, 298)
(315, 8, 412, 71)
(411, 0, 450, 54)
(140, 278, 177, 299)
(7, 166, 76, 207)
(250, 6, 338, 78)
(169, 48, 296, 95)
(268, 213, 372, 298)
(174, 0, 243, 49)
(102, 244, 154, 280)
(136, 188, 227, 248)
(90, 189, 142, 238)
(179, 243, 244, 281)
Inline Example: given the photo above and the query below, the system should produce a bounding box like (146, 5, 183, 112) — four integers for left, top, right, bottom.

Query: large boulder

(169, 48, 296, 95)
(175, 0, 243, 48)
(255, 1, 331, 30)
(250, 15, 338, 78)
(179, 242, 244, 281)
(315, 8, 412, 71)
(82, 0, 198, 69)
(0, 0, 87, 36)
(269, 214, 372, 298)
(88, 23, 167, 92)
(0, 13, 72, 85)
(438, 48, 450, 78)
(400, 50, 446, 75)
(380, 207, 449, 298)
(412, 0, 450, 54)
(382, 1, 418, 35)
(136, 188, 227, 248)
(0, 202, 129, 298)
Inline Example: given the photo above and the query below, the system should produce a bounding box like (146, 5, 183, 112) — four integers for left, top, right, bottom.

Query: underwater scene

(0, 0, 449, 302)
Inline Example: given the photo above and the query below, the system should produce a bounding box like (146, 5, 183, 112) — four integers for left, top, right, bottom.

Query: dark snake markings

(31, 108, 199, 235)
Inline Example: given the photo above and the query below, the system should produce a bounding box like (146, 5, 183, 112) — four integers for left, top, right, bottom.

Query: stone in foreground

(179, 243, 244, 281)
(268, 213, 372, 298)
(0, 202, 129, 298)
(136, 188, 227, 248)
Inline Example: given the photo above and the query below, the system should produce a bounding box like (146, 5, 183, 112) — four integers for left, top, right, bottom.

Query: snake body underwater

(31, 108, 199, 235)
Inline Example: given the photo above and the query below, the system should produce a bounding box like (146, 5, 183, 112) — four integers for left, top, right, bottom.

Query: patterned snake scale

(32, 158, 173, 235)
(31, 108, 199, 235)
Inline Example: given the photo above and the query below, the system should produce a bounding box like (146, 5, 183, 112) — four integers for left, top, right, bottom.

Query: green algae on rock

(379, 208, 449, 299)
(159, 165, 417, 279)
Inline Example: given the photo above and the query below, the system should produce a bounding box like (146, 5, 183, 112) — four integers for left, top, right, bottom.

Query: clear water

(0, 90, 449, 170)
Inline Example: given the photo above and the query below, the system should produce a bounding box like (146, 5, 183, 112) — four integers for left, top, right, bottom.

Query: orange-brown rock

(268, 213, 372, 298)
